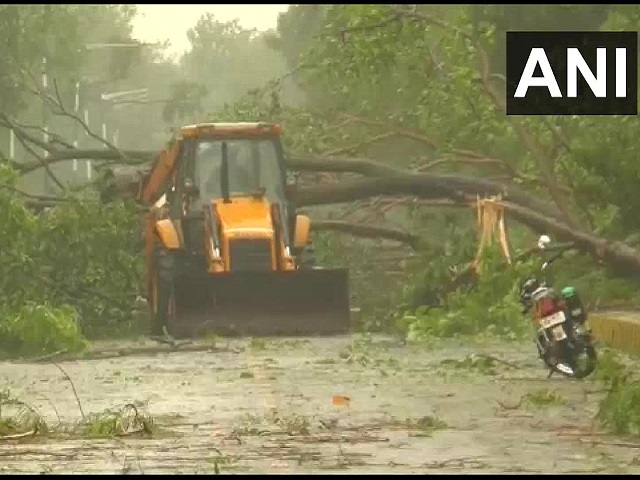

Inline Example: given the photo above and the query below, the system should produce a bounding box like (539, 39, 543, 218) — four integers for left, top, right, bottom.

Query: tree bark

(11, 149, 153, 175)
(312, 220, 420, 248)
(295, 180, 640, 273)
(100, 152, 563, 219)
(292, 173, 560, 221)
(13, 147, 640, 274)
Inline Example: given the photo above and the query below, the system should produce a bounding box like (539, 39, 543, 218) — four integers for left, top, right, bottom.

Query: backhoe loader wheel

(298, 243, 316, 269)
(151, 242, 176, 336)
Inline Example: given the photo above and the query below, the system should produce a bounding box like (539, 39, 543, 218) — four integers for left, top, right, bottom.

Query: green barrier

(589, 314, 640, 357)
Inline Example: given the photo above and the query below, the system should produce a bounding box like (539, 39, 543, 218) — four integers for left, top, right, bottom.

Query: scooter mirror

(538, 235, 551, 250)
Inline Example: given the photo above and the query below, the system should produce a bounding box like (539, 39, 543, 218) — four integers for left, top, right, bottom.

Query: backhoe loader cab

(139, 122, 351, 338)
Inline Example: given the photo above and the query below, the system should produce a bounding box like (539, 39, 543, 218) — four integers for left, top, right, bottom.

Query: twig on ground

(52, 362, 85, 420)
(577, 438, 640, 449)
(136, 452, 145, 474)
(0, 449, 73, 458)
(27, 349, 69, 363)
(0, 429, 37, 441)
(36, 394, 61, 424)
(475, 353, 520, 369)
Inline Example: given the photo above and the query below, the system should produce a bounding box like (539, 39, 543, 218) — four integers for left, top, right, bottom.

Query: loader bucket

(167, 268, 351, 338)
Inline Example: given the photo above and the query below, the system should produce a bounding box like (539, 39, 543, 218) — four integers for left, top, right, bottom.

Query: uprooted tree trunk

(3, 85, 639, 276)
(312, 220, 420, 249)
(10, 73, 631, 273)
(7, 143, 640, 275)
(294, 176, 640, 274)
(25, 148, 639, 275)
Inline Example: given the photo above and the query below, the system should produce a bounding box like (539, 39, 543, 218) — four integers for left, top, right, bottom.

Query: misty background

(2, 5, 297, 195)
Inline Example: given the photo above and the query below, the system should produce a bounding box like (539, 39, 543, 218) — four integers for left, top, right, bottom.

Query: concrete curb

(589, 314, 640, 356)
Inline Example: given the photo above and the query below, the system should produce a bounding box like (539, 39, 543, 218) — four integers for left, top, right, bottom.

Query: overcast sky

(132, 4, 289, 58)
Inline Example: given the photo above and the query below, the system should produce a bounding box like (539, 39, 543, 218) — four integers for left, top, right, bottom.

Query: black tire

(548, 337, 597, 379)
(298, 243, 317, 269)
(541, 338, 573, 377)
(150, 241, 176, 336)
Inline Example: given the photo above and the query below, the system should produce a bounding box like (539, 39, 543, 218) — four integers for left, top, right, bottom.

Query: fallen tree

(15, 147, 640, 275)
(3, 77, 640, 276)
(97, 152, 564, 221)
(294, 178, 640, 274)
(312, 220, 420, 248)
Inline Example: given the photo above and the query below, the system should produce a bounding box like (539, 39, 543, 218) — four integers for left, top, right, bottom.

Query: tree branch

(287, 152, 405, 177)
(0, 184, 74, 203)
(103, 150, 564, 222)
(334, 113, 522, 178)
(314, 13, 403, 41)
(3, 118, 65, 191)
(336, 113, 439, 149)
(478, 73, 579, 229)
(25, 78, 138, 166)
(323, 132, 397, 156)
(294, 178, 640, 273)
(10, 149, 153, 175)
(312, 220, 420, 248)
(345, 6, 581, 230)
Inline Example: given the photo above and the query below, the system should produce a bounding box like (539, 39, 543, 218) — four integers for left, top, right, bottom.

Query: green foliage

(591, 349, 640, 436)
(593, 349, 627, 386)
(0, 303, 87, 357)
(76, 403, 154, 439)
(595, 351, 640, 435)
(0, 389, 47, 435)
(598, 383, 640, 436)
(0, 164, 143, 355)
(401, 214, 477, 309)
(181, 14, 287, 114)
(207, 4, 640, 336)
(548, 252, 640, 309)
(0, 5, 138, 114)
(440, 354, 500, 376)
(4, 4, 640, 354)
(523, 389, 566, 409)
(35, 198, 144, 337)
(162, 80, 209, 124)
(404, 244, 535, 341)
(406, 415, 448, 437)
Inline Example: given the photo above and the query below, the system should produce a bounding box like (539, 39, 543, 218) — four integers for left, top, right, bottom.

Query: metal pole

(113, 129, 119, 147)
(42, 57, 50, 193)
(73, 81, 80, 172)
(101, 122, 107, 142)
(84, 108, 91, 180)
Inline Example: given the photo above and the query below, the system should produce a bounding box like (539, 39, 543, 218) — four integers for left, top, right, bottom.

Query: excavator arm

(137, 139, 182, 206)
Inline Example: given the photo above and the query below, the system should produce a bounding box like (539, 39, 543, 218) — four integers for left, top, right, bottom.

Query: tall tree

(180, 13, 287, 112)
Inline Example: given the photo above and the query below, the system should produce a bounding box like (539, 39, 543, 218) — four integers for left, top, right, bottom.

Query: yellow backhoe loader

(137, 122, 351, 338)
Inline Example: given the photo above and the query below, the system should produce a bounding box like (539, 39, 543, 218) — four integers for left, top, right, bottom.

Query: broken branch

(313, 220, 420, 248)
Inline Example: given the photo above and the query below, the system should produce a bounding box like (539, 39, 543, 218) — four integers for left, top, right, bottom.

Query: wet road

(0, 335, 639, 474)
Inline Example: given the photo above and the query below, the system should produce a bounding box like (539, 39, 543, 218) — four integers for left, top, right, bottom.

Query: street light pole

(100, 87, 149, 151)
(73, 81, 80, 173)
(42, 56, 50, 194)
(84, 108, 91, 180)
(77, 43, 150, 182)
